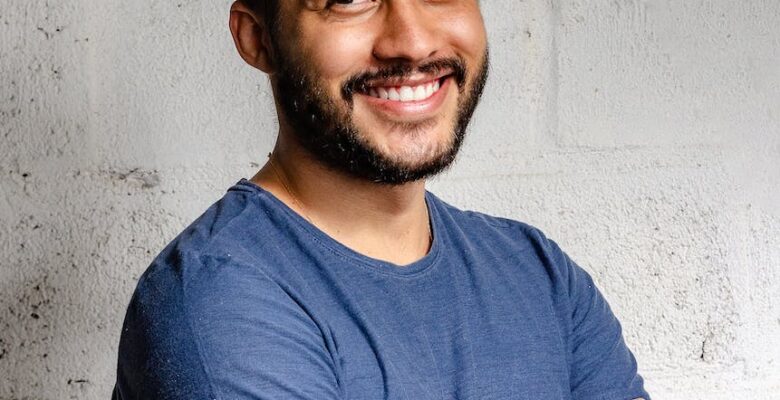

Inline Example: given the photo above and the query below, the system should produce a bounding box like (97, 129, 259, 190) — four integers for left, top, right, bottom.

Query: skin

(229, 0, 488, 265)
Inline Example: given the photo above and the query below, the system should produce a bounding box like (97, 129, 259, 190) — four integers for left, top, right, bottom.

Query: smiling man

(112, 1, 649, 399)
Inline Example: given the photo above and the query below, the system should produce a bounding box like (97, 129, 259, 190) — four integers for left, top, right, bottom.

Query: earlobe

(229, 1, 277, 73)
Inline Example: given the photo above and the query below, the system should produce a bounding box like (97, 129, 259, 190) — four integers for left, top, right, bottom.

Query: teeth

(413, 85, 426, 100)
(399, 86, 414, 101)
(388, 87, 400, 101)
(366, 79, 444, 102)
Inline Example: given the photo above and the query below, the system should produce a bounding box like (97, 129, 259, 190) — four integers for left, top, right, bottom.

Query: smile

(359, 74, 451, 103)
(365, 78, 444, 102)
(355, 74, 454, 119)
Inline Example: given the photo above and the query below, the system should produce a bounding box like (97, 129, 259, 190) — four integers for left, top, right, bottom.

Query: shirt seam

(303, 226, 444, 279)
(239, 180, 443, 279)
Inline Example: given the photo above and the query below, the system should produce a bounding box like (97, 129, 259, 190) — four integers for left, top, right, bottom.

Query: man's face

(270, 0, 489, 184)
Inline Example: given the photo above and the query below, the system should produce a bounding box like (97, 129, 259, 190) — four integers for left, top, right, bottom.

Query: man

(113, 1, 650, 399)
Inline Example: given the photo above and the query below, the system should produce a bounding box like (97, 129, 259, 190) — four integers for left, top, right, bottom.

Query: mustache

(341, 57, 468, 103)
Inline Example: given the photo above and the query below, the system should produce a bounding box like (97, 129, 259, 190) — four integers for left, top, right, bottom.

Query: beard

(272, 48, 489, 185)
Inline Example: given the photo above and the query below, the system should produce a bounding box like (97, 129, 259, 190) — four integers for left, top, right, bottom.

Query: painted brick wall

(1, 0, 778, 398)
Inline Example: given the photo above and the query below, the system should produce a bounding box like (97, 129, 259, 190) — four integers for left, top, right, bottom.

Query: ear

(229, 1, 277, 73)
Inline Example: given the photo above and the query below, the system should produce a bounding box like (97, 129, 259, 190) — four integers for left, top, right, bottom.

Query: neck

(250, 135, 432, 266)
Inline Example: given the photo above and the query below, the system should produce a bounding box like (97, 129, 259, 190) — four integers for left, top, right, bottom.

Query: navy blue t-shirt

(113, 179, 649, 400)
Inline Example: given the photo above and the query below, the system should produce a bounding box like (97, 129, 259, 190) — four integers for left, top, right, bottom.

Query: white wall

(1, 0, 778, 398)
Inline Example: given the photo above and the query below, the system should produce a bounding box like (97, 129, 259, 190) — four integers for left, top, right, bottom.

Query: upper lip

(363, 71, 452, 89)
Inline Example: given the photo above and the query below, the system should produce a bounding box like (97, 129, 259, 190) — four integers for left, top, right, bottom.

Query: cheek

(438, 7, 488, 65)
(300, 29, 376, 94)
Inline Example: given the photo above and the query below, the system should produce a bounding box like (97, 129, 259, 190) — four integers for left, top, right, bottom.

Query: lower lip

(358, 77, 453, 119)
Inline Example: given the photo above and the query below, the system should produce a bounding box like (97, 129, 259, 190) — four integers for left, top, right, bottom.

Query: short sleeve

(562, 250, 650, 400)
(112, 249, 342, 400)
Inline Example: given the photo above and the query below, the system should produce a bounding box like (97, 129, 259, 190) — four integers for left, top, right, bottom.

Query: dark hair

(243, 0, 280, 36)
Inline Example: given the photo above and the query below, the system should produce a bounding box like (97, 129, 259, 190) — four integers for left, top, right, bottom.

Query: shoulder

(428, 192, 577, 287)
(429, 192, 566, 259)
(116, 204, 316, 399)
(127, 181, 288, 337)
(139, 180, 278, 287)
(164, 181, 271, 260)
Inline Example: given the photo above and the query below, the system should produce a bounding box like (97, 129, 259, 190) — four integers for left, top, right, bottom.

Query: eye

(326, 0, 378, 12)
(328, 0, 372, 4)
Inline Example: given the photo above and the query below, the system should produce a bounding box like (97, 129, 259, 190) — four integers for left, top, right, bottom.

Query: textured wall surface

(1, 0, 778, 398)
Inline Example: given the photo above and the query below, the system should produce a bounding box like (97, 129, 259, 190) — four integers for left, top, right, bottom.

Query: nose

(371, 1, 442, 64)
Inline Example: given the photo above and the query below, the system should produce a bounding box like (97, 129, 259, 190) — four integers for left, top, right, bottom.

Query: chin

(377, 138, 457, 172)
(366, 118, 456, 158)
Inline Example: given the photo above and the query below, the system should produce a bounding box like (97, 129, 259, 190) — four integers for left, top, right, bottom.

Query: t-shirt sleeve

(543, 236, 650, 400)
(113, 250, 342, 400)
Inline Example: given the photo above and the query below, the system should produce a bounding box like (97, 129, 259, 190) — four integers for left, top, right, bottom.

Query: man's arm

(531, 230, 651, 400)
(113, 251, 342, 399)
(563, 249, 650, 400)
